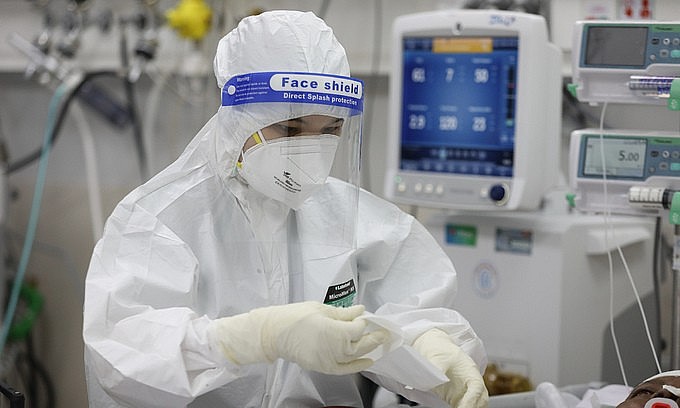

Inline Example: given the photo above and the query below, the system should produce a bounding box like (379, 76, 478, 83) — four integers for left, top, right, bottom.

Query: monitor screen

(399, 36, 518, 178)
(385, 10, 560, 211)
(583, 26, 647, 67)
(581, 135, 647, 179)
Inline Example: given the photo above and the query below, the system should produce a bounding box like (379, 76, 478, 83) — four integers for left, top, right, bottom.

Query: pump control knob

(489, 184, 508, 205)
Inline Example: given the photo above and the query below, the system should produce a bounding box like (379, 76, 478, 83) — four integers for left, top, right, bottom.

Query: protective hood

(210, 11, 365, 302)
(212, 10, 351, 176)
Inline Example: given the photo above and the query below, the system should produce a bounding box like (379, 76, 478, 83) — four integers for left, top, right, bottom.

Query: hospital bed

(488, 382, 608, 408)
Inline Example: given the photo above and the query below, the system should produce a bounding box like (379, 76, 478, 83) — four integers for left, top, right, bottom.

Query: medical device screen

(581, 136, 647, 179)
(399, 36, 518, 178)
(583, 26, 647, 67)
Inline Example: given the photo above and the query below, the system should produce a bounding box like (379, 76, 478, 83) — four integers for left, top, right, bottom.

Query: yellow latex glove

(210, 301, 389, 375)
(413, 328, 489, 408)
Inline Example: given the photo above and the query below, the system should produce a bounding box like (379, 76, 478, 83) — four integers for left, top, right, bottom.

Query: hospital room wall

(1, 0, 680, 407)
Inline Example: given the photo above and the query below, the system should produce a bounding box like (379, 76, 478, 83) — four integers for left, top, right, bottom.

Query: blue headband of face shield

(220, 71, 364, 115)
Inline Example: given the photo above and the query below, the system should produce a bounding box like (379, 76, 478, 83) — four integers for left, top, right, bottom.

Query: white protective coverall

(83, 10, 487, 408)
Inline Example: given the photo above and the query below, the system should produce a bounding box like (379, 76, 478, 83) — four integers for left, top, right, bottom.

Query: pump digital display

(583, 26, 648, 67)
(399, 36, 518, 177)
(582, 136, 647, 179)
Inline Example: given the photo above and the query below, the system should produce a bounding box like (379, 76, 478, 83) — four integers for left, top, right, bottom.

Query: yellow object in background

(166, 0, 213, 41)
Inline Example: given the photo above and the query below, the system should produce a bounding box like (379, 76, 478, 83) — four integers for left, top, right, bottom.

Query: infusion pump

(571, 20, 680, 105)
(569, 129, 680, 216)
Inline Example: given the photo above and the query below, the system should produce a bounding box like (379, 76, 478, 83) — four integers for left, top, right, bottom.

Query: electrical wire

(596, 102, 629, 386)
(317, 0, 331, 20)
(4, 227, 84, 305)
(1, 327, 55, 408)
(597, 103, 662, 387)
(615, 230, 662, 373)
(562, 80, 613, 129)
(15, 333, 55, 408)
(119, 19, 149, 181)
(0, 80, 71, 358)
(652, 217, 665, 361)
(71, 101, 104, 242)
(142, 69, 169, 175)
(7, 26, 146, 179)
(123, 73, 147, 180)
(6, 71, 119, 174)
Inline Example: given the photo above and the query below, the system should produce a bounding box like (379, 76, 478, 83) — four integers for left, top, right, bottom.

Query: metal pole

(672, 225, 680, 369)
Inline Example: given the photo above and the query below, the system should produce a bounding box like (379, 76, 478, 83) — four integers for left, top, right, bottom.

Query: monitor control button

(489, 184, 509, 205)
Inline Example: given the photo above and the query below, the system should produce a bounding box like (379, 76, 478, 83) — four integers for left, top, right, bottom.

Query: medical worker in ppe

(82, 10, 488, 408)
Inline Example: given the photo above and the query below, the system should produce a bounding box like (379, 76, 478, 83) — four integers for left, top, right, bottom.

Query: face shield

(220, 71, 364, 304)
(221, 71, 363, 205)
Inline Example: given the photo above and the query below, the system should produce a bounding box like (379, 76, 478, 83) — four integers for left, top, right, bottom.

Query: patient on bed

(616, 371, 680, 408)
(548, 370, 680, 408)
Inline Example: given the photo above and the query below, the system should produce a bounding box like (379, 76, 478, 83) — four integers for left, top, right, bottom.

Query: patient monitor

(384, 10, 561, 211)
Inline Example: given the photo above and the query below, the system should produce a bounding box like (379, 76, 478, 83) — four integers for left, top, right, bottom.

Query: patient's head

(617, 371, 680, 408)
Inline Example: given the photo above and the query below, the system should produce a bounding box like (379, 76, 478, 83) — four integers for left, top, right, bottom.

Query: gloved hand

(412, 328, 489, 408)
(209, 301, 388, 375)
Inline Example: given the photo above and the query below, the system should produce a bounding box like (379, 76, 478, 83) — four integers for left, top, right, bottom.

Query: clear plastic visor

(220, 71, 363, 256)
(220, 72, 364, 305)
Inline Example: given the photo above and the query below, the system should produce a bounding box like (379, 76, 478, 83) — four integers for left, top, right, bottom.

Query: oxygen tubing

(0, 80, 71, 357)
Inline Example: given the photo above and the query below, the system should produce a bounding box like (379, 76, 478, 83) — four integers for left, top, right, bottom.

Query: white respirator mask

(238, 131, 339, 209)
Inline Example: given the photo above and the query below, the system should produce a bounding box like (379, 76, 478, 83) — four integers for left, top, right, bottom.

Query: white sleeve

(82, 205, 235, 408)
(356, 190, 487, 375)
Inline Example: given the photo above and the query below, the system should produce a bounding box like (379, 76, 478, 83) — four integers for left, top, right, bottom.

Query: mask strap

(236, 130, 266, 169)
(664, 384, 680, 397)
(253, 130, 266, 145)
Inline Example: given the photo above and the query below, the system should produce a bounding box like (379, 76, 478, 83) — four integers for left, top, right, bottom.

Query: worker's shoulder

(324, 177, 400, 210)
(113, 161, 217, 218)
(323, 178, 414, 232)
